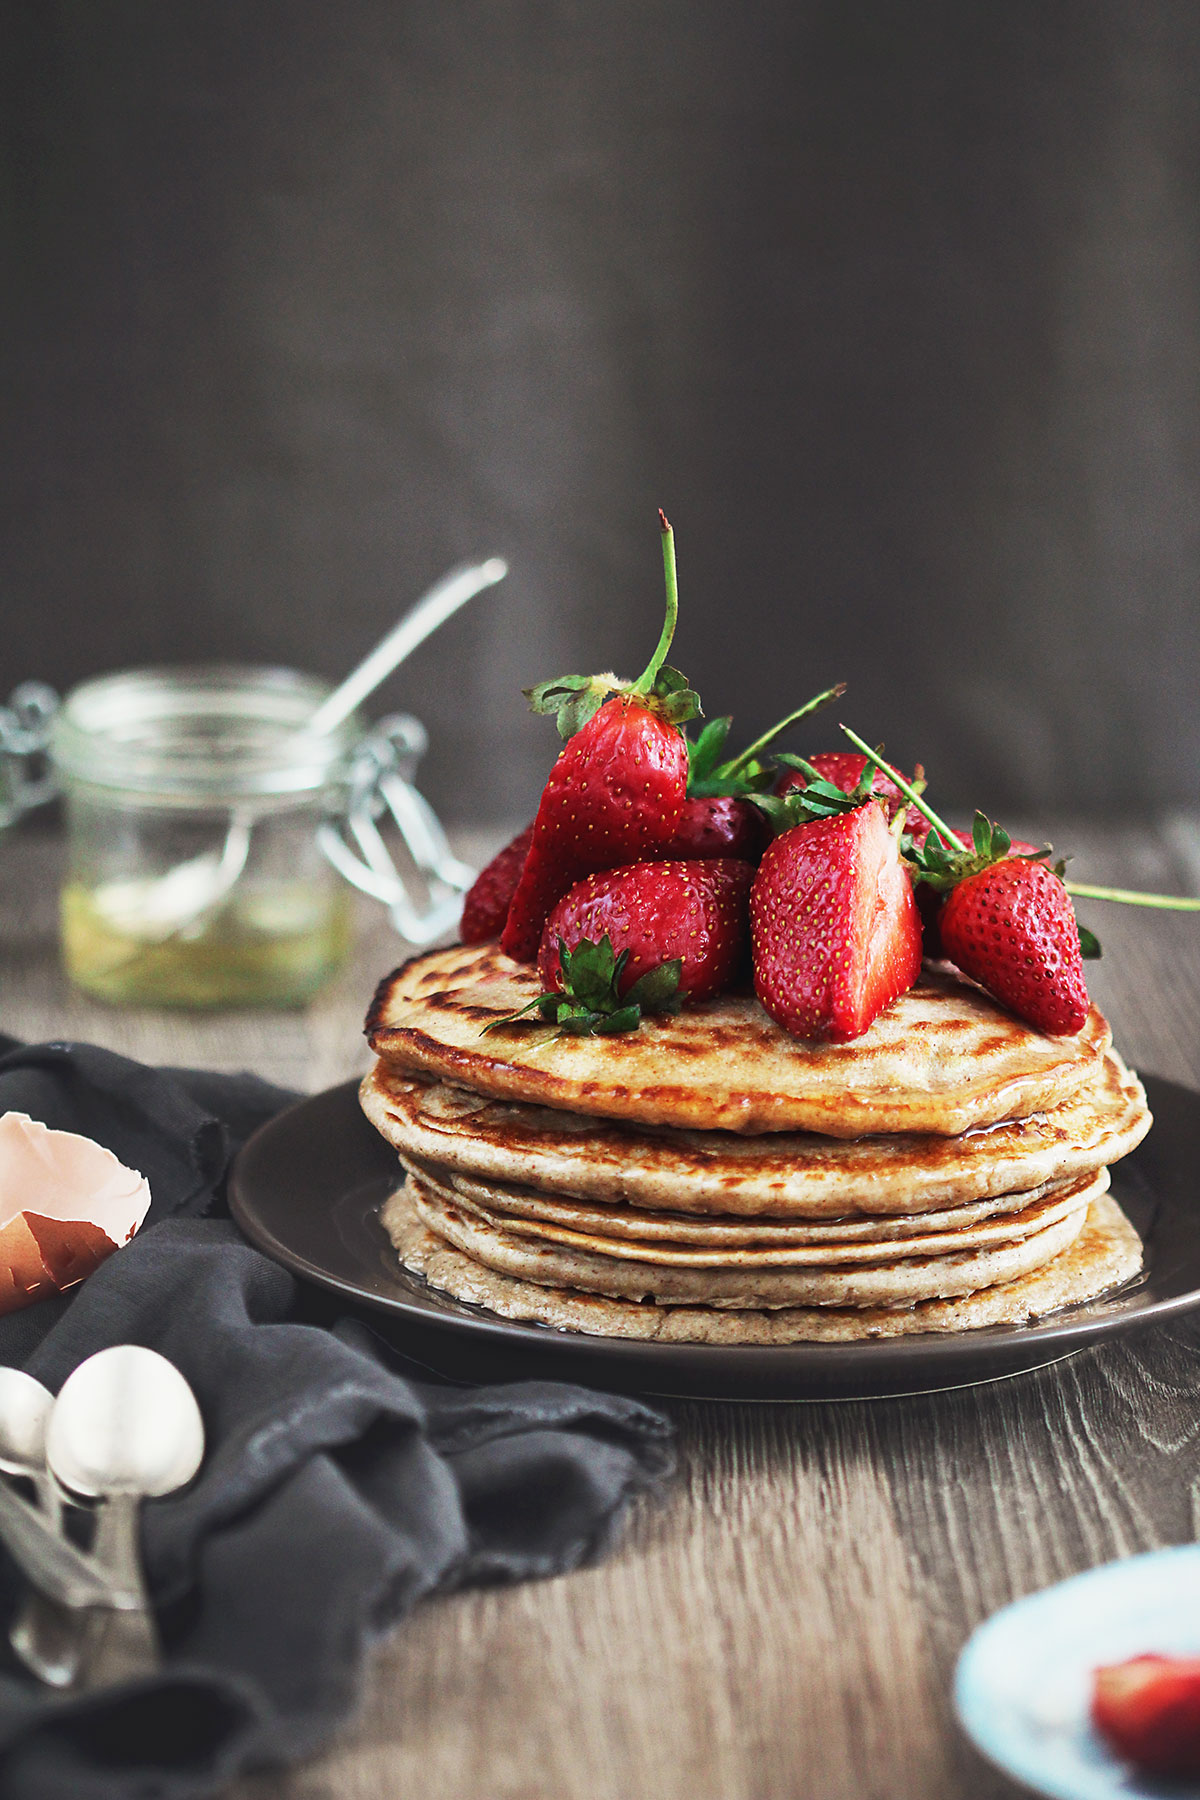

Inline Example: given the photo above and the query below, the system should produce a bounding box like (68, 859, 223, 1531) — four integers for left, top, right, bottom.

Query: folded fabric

(0, 1040, 675, 1800)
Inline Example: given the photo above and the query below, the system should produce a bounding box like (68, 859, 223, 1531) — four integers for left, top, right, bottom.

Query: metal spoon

(0, 1369, 84, 1687)
(46, 1347, 205, 1689)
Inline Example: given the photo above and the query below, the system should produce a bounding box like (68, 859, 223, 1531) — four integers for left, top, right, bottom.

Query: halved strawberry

(461, 823, 534, 944)
(500, 513, 701, 962)
(749, 800, 922, 1042)
(1093, 1654, 1200, 1777)
(539, 857, 753, 1007)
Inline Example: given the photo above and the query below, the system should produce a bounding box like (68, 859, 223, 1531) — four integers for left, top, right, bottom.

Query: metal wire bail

(318, 713, 475, 946)
(0, 683, 60, 828)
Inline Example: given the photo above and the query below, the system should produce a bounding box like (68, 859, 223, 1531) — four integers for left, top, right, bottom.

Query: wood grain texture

(2, 817, 1198, 1800)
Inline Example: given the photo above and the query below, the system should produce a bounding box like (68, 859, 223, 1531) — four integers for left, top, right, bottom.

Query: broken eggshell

(0, 1113, 151, 1315)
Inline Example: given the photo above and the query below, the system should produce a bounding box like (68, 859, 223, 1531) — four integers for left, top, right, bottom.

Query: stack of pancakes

(361, 942, 1151, 1344)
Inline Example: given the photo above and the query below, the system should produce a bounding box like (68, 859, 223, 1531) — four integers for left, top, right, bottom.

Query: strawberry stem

(721, 683, 848, 777)
(839, 724, 959, 844)
(1065, 882, 1200, 911)
(632, 510, 679, 695)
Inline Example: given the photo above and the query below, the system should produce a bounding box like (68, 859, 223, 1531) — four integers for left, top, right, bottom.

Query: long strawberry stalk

(631, 510, 680, 697)
(838, 726, 957, 842)
(1060, 882, 1200, 911)
(719, 684, 847, 779)
(839, 724, 1200, 911)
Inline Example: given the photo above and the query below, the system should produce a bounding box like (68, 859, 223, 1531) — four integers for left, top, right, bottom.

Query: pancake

(404, 1168, 1100, 1308)
(366, 942, 1113, 1137)
(361, 1051, 1149, 1218)
(383, 1186, 1143, 1343)
(404, 1157, 1106, 1263)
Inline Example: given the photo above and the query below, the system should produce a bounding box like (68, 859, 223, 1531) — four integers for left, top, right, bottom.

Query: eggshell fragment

(0, 1113, 151, 1315)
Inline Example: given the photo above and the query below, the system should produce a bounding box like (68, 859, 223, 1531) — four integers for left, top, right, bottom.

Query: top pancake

(366, 942, 1113, 1138)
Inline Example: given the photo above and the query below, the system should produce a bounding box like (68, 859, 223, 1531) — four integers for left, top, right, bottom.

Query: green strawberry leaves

(686, 685, 847, 799)
(972, 813, 1012, 861)
(750, 757, 879, 836)
(686, 716, 774, 799)
(649, 664, 704, 727)
(484, 935, 683, 1038)
(903, 810, 1035, 892)
(1077, 922, 1103, 960)
(525, 666, 702, 742)
(686, 715, 733, 786)
(525, 672, 621, 741)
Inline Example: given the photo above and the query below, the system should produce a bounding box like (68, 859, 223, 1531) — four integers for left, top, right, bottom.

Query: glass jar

(51, 667, 360, 1008)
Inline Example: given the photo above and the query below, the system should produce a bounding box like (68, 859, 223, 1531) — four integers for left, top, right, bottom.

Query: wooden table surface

(4, 816, 1200, 1800)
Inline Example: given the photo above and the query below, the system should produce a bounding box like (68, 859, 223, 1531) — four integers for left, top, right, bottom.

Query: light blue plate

(956, 1546, 1200, 1799)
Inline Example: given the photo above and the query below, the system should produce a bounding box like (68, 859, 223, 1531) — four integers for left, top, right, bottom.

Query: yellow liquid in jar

(61, 879, 353, 1008)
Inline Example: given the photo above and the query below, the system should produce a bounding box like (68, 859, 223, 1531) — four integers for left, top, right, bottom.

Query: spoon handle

(80, 1493, 160, 1690)
(8, 1478, 84, 1689)
(0, 1479, 129, 1609)
(307, 558, 507, 735)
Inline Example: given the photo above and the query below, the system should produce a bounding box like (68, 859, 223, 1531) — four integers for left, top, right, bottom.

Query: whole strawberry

(916, 827, 1045, 959)
(777, 750, 927, 838)
(662, 795, 769, 862)
(500, 512, 701, 962)
(539, 857, 753, 1005)
(460, 822, 534, 943)
(749, 798, 922, 1042)
(939, 857, 1089, 1034)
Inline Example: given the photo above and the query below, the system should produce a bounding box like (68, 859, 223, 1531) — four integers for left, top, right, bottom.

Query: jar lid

(51, 666, 361, 800)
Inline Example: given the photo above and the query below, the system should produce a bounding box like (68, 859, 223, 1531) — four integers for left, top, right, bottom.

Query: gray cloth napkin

(0, 1039, 675, 1800)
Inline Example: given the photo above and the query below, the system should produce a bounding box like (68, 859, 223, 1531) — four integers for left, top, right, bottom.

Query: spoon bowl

(0, 1369, 53, 1479)
(46, 1346, 205, 1501)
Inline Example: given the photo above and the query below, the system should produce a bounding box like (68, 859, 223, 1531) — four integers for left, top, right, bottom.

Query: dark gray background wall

(4, 2, 1199, 825)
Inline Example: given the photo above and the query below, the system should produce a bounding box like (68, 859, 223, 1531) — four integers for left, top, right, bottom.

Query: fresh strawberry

(662, 795, 769, 862)
(1092, 1655, 1200, 1777)
(778, 750, 927, 837)
(938, 857, 1090, 1033)
(917, 828, 1044, 959)
(539, 858, 753, 1006)
(500, 512, 702, 962)
(749, 799, 922, 1042)
(777, 750, 904, 800)
(501, 691, 693, 961)
(460, 823, 534, 943)
(829, 724, 1200, 1007)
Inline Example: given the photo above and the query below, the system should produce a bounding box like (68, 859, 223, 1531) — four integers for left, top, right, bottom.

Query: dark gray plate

(227, 1075, 1200, 1400)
